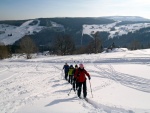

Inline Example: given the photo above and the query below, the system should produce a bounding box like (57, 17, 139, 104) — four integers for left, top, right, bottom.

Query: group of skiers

(63, 63, 91, 98)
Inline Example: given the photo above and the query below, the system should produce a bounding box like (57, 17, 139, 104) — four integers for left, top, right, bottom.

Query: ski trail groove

(94, 64, 150, 93)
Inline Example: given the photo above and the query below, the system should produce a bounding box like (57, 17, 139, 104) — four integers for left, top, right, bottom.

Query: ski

(84, 98, 88, 102)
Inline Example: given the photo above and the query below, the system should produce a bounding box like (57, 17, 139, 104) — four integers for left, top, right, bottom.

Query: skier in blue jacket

(63, 63, 69, 80)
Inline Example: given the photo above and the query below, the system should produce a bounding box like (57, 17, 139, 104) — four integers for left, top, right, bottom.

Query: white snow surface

(0, 48, 150, 113)
(0, 20, 44, 45)
(82, 22, 150, 38)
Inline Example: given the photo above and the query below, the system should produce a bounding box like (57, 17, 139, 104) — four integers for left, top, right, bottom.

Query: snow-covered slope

(0, 48, 150, 113)
(0, 20, 44, 45)
(104, 16, 150, 22)
(82, 22, 150, 38)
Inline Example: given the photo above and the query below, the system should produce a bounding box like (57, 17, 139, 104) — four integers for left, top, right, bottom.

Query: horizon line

(0, 15, 150, 21)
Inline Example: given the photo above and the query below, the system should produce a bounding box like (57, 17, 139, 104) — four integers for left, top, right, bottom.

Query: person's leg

(77, 82, 82, 98)
(70, 75, 73, 84)
(66, 72, 68, 80)
(65, 72, 68, 80)
(64, 72, 66, 80)
(68, 75, 71, 83)
(76, 81, 79, 90)
(73, 78, 75, 90)
(83, 81, 87, 98)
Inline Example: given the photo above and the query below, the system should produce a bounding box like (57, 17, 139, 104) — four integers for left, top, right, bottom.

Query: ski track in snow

(85, 98, 134, 113)
(0, 49, 150, 113)
(92, 64, 150, 93)
(0, 65, 9, 73)
(0, 63, 69, 113)
(79, 63, 150, 113)
(0, 62, 130, 113)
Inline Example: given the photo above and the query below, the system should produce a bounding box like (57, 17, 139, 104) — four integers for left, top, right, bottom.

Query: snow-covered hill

(82, 21, 150, 38)
(1, 17, 150, 45)
(0, 20, 44, 45)
(82, 16, 150, 39)
(0, 48, 150, 113)
(0, 19, 66, 45)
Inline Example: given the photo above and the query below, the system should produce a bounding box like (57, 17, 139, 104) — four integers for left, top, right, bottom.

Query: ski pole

(68, 88, 72, 96)
(89, 80, 93, 98)
(68, 84, 77, 96)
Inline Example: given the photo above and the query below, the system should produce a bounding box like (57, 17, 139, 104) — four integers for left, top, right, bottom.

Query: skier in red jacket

(75, 63, 91, 98)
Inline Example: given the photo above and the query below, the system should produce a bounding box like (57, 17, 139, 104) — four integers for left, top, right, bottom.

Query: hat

(75, 65, 78, 67)
(79, 64, 84, 68)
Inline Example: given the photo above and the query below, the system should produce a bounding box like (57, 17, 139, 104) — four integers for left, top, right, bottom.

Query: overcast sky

(0, 0, 150, 20)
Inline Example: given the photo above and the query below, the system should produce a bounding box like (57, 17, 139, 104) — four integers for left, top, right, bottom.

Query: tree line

(0, 31, 150, 59)
(0, 32, 103, 59)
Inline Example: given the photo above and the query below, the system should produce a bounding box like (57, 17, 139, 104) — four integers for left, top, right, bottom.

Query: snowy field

(0, 48, 150, 113)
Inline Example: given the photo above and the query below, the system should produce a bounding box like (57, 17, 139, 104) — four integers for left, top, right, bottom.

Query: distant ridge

(103, 16, 150, 21)
(1, 16, 150, 48)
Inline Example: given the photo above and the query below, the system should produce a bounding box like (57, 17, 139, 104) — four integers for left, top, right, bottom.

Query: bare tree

(129, 40, 141, 50)
(91, 31, 103, 53)
(85, 38, 102, 54)
(54, 34, 64, 55)
(0, 45, 10, 59)
(19, 36, 37, 59)
(54, 34, 75, 55)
